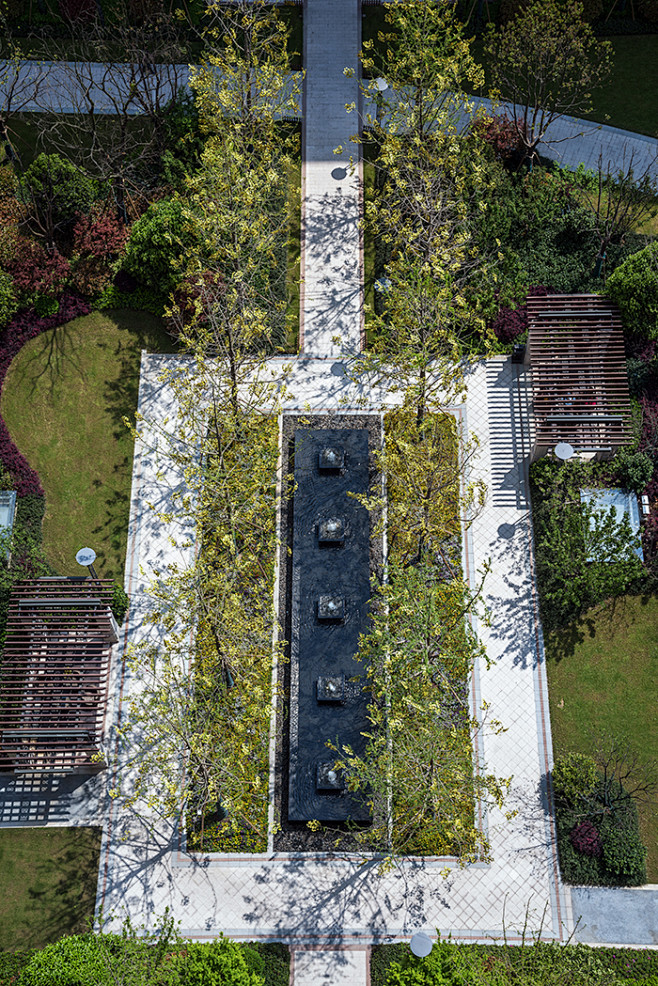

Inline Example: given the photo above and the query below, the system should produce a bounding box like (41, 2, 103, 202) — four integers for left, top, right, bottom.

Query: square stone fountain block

(318, 517, 345, 543)
(316, 674, 345, 703)
(318, 446, 344, 471)
(316, 763, 345, 791)
(317, 595, 345, 620)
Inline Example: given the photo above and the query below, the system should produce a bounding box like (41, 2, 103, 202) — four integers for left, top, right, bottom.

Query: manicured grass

(0, 827, 101, 950)
(1, 309, 175, 581)
(469, 33, 658, 138)
(586, 35, 658, 137)
(545, 594, 658, 880)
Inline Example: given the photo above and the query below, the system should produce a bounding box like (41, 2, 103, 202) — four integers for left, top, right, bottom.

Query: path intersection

(91, 0, 658, 978)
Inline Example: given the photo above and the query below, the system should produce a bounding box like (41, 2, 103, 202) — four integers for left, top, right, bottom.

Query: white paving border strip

(95, 354, 572, 948)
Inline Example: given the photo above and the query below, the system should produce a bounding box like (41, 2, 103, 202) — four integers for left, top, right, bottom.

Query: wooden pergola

(524, 294, 633, 460)
(0, 578, 118, 773)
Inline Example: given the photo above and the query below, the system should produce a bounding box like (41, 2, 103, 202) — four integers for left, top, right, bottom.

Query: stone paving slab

(300, 0, 363, 357)
(572, 887, 658, 946)
(292, 947, 369, 985)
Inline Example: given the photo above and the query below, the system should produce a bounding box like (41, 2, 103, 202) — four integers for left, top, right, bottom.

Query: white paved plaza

(94, 353, 572, 956)
(92, 0, 576, 976)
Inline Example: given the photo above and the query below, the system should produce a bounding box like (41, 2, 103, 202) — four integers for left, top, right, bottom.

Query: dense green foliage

(553, 751, 648, 885)
(371, 940, 658, 986)
(20, 153, 98, 249)
(122, 198, 198, 294)
(0, 271, 17, 329)
(607, 241, 658, 341)
(14, 927, 286, 986)
(530, 457, 645, 629)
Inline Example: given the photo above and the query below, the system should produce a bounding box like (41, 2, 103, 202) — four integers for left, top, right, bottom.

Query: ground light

(410, 932, 434, 958)
(76, 545, 99, 579)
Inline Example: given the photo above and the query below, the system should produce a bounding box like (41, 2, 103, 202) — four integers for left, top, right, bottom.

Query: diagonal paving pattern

(95, 354, 572, 954)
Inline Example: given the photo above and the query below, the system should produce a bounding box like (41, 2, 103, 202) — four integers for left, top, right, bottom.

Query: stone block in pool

(317, 763, 344, 791)
(318, 446, 344, 471)
(317, 595, 344, 620)
(318, 517, 345, 544)
(316, 675, 345, 703)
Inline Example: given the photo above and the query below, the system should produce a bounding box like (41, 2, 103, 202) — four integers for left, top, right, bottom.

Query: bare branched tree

(594, 735, 658, 812)
(589, 148, 658, 278)
(31, 5, 191, 216)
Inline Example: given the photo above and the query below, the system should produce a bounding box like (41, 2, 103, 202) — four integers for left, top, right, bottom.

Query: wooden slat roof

(526, 294, 632, 453)
(0, 578, 117, 773)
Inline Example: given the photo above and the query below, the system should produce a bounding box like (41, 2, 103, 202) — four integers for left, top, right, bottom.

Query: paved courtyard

(96, 0, 573, 975)
(94, 352, 572, 954)
(3, 0, 657, 976)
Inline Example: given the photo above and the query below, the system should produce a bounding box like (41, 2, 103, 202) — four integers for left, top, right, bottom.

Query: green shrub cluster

(529, 457, 645, 630)
(371, 940, 658, 986)
(607, 241, 658, 341)
(94, 284, 167, 316)
(553, 752, 648, 886)
(13, 929, 287, 986)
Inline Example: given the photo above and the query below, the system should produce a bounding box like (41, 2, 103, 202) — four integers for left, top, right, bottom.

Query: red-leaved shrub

(9, 238, 71, 300)
(474, 113, 526, 166)
(490, 285, 549, 344)
(71, 207, 130, 298)
(570, 820, 603, 858)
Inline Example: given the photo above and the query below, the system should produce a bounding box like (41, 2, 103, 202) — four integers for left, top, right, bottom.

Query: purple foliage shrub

(0, 292, 91, 496)
(491, 285, 549, 344)
(570, 820, 603, 858)
(474, 113, 526, 166)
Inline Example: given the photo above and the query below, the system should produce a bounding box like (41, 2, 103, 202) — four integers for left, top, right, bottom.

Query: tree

(121, 356, 282, 850)
(19, 152, 97, 251)
(0, 14, 47, 168)
(588, 150, 658, 278)
(606, 240, 658, 340)
(485, 0, 612, 167)
(358, 0, 494, 422)
(332, 411, 502, 862)
(118, 0, 298, 847)
(177, 0, 301, 405)
(33, 4, 192, 217)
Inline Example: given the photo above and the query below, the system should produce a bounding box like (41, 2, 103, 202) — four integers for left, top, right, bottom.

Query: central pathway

(300, 0, 363, 357)
(95, 3, 573, 983)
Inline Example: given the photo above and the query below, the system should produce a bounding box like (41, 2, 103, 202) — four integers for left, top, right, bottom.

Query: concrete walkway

(473, 97, 658, 182)
(94, 353, 571, 958)
(572, 887, 658, 946)
(300, 0, 363, 357)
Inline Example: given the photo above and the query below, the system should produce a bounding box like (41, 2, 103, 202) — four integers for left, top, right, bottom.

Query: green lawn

(2, 310, 175, 581)
(465, 32, 658, 138)
(545, 594, 658, 880)
(0, 827, 101, 950)
(585, 35, 658, 137)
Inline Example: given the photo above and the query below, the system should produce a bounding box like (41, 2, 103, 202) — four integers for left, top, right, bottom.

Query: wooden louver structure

(525, 294, 632, 460)
(0, 578, 118, 773)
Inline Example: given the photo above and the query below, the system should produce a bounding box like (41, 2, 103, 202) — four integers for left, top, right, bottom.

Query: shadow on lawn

(8, 319, 85, 400)
(0, 826, 101, 950)
(544, 592, 657, 665)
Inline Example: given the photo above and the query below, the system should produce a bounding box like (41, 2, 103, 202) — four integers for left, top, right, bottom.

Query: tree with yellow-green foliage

(485, 0, 612, 168)
(359, 0, 495, 423)
(119, 0, 299, 850)
(332, 410, 505, 863)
